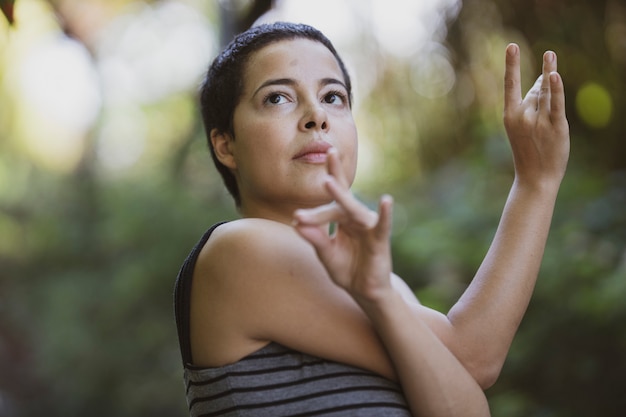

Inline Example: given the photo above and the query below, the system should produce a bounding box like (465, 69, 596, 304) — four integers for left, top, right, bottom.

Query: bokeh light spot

(410, 42, 456, 98)
(576, 82, 613, 129)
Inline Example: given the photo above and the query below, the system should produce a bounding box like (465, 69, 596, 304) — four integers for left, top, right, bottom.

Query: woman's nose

(299, 104, 329, 132)
(304, 120, 328, 130)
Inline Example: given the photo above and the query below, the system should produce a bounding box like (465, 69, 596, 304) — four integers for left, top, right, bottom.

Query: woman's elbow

(467, 358, 504, 390)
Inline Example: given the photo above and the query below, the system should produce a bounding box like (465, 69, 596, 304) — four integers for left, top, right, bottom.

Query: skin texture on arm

(293, 43, 570, 390)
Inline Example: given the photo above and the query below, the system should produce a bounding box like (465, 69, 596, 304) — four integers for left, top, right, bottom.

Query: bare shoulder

(191, 218, 396, 379)
(190, 218, 325, 366)
(196, 218, 322, 293)
(202, 218, 313, 266)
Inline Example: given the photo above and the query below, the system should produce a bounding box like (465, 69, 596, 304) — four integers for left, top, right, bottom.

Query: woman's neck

(238, 198, 330, 226)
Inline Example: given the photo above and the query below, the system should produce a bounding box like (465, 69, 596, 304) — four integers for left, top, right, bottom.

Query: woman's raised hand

(293, 148, 394, 302)
(503, 43, 570, 190)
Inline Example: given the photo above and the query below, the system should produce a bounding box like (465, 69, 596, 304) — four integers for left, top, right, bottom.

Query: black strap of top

(174, 222, 228, 365)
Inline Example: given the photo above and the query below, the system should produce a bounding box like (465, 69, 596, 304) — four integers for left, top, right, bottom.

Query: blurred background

(0, 0, 624, 415)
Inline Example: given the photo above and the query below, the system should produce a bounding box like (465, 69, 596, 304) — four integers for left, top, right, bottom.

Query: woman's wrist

(512, 174, 563, 198)
(352, 285, 405, 326)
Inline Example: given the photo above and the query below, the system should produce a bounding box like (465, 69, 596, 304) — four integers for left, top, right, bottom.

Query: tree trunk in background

(218, 0, 274, 47)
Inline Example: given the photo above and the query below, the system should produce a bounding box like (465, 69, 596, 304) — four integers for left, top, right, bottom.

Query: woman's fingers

(507, 46, 561, 119)
(325, 176, 378, 229)
(294, 223, 340, 269)
(295, 148, 382, 233)
(294, 201, 345, 226)
(321, 148, 377, 229)
(326, 147, 350, 188)
(537, 51, 556, 113)
(293, 149, 354, 226)
(549, 72, 567, 127)
(523, 74, 543, 112)
(375, 195, 394, 241)
(504, 43, 522, 114)
(295, 223, 330, 247)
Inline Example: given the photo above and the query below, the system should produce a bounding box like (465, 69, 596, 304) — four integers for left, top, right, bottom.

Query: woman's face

(228, 38, 358, 217)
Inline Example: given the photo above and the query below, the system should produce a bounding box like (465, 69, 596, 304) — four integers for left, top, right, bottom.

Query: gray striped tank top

(174, 223, 412, 416)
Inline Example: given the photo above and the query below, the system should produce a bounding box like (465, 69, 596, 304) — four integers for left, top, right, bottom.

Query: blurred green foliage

(0, 0, 625, 416)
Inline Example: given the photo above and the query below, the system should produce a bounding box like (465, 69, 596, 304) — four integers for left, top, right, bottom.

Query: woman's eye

(323, 91, 346, 105)
(265, 93, 287, 105)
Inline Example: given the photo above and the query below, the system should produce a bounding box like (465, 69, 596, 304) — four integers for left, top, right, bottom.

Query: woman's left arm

(395, 44, 570, 389)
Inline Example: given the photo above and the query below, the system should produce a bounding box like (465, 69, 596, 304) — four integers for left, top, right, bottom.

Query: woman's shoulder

(197, 218, 318, 282)
(206, 218, 308, 256)
(213, 217, 295, 238)
(189, 218, 330, 366)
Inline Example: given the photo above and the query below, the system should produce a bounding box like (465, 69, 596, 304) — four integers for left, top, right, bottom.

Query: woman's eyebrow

(252, 77, 347, 97)
(320, 78, 348, 91)
(253, 78, 296, 97)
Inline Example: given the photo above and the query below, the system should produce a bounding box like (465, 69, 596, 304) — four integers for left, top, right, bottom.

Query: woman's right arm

(291, 151, 490, 416)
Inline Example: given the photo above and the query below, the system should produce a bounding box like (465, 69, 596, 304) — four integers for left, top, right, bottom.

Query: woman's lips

(293, 141, 333, 163)
(296, 152, 328, 163)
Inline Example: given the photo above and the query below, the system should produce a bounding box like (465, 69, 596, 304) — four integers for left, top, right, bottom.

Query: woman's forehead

(242, 38, 344, 90)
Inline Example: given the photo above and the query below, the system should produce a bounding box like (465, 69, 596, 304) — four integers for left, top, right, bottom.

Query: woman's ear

(210, 129, 237, 170)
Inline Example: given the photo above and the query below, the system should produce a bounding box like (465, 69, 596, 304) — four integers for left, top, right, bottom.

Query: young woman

(174, 22, 569, 417)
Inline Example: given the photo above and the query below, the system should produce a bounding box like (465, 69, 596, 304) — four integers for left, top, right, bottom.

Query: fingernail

(550, 72, 558, 83)
(546, 51, 555, 62)
(507, 44, 518, 56)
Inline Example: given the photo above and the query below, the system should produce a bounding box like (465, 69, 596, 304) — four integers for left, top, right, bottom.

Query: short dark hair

(199, 21, 352, 207)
